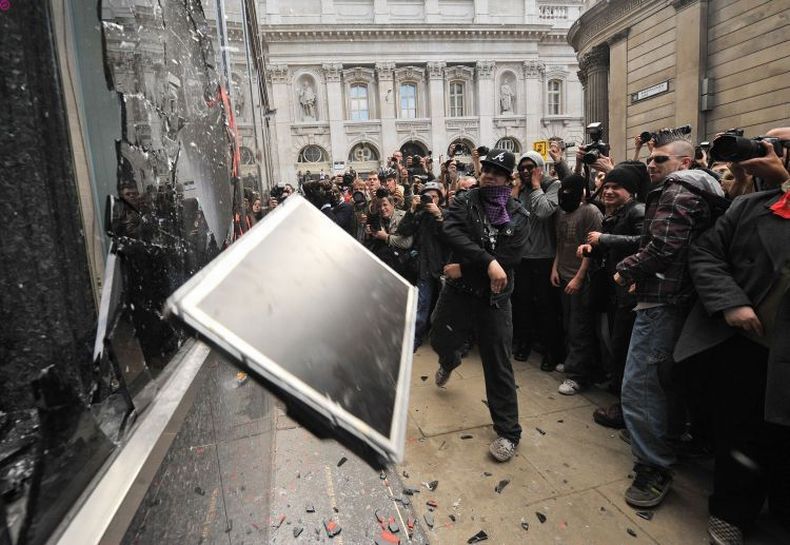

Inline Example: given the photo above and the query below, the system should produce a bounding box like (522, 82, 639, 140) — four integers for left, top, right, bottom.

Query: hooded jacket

(516, 152, 560, 260)
(616, 169, 724, 306)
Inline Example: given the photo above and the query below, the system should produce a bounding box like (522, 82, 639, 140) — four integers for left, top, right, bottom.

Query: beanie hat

(518, 151, 545, 170)
(602, 161, 649, 196)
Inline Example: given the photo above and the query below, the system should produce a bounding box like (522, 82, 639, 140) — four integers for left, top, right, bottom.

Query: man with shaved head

(613, 131, 725, 509)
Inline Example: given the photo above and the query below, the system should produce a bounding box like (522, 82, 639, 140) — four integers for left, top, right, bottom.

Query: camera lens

(582, 149, 601, 165)
(710, 134, 765, 162)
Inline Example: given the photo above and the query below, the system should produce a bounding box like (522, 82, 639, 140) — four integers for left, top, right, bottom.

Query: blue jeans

(414, 277, 437, 351)
(621, 305, 686, 470)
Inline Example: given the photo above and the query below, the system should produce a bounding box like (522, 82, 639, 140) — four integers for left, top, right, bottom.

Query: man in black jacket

(675, 136, 790, 545)
(430, 149, 529, 462)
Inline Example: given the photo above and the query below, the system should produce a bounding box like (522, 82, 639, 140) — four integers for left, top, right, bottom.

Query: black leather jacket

(441, 188, 530, 304)
(590, 199, 644, 307)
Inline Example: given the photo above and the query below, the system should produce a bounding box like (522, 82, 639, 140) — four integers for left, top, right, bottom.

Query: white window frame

(349, 84, 369, 121)
(547, 79, 563, 116)
(399, 82, 417, 119)
(449, 81, 465, 117)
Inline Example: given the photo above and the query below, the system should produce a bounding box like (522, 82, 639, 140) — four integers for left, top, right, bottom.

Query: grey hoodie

(516, 152, 560, 259)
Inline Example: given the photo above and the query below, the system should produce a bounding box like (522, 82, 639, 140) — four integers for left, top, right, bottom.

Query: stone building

(245, 0, 586, 182)
(569, 0, 790, 163)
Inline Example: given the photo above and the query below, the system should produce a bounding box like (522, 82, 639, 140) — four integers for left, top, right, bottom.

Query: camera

(342, 172, 355, 186)
(366, 213, 382, 232)
(351, 190, 367, 206)
(270, 185, 286, 203)
(375, 187, 389, 199)
(476, 146, 490, 157)
(420, 194, 432, 205)
(412, 154, 423, 165)
(639, 124, 692, 145)
(581, 122, 610, 165)
(709, 132, 788, 162)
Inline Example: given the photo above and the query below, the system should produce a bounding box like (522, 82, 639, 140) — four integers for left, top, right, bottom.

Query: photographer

(674, 127, 790, 544)
(395, 182, 449, 350)
(365, 195, 414, 273)
(430, 149, 529, 462)
(302, 180, 354, 234)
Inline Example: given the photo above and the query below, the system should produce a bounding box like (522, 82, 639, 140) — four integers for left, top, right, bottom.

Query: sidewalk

(402, 346, 788, 545)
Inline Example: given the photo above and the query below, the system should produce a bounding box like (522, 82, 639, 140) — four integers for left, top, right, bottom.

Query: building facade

(247, 0, 585, 182)
(569, 0, 790, 163)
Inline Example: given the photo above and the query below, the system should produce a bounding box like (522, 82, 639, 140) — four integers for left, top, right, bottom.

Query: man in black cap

(430, 148, 530, 462)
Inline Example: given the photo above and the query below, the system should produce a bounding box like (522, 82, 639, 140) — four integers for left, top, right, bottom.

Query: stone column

(578, 44, 610, 140)
(607, 30, 629, 162)
(323, 63, 345, 166)
(267, 64, 293, 182)
(474, 0, 489, 24)
(476, 61, 496, 148)
(374, 0, 389, 23)
(376, 62, 397, 157)
(427, 62, 447, 173)
(673, 0, 708, 142)
(523, 60, 545, 151)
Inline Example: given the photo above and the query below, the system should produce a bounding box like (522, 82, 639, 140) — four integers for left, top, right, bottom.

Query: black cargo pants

(430, 284, 522, 445)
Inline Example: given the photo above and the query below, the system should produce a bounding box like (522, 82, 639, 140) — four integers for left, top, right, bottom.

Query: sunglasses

(647, 154, 689, 164)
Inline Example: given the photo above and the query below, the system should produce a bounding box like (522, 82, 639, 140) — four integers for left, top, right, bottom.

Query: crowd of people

(239, 125, 789, 545)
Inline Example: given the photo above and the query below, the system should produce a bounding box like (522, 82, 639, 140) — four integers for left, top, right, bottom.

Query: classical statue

(297, 81, 317, 121)
(500, 83, 514, 114)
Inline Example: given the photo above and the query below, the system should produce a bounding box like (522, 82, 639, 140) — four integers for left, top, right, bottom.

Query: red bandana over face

(770, 179, 790, 219)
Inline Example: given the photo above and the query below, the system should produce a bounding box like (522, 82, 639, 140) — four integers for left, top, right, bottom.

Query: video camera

(581, 122, 610, 165)
(710, 129, 789, 162)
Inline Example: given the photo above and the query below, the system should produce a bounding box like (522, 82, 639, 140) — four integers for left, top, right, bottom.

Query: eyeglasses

(647, 154, 689, 164)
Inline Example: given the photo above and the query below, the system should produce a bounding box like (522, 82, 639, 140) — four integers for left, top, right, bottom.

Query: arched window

(400, 83, 417, 119)
(350, 84, 369, 121)
(449, 82, 465, 117)
(348, 143, 379, 163)
(547, 79, 563, 115)
(297, 145, 328, 164)
(495, 138, 520, 154)
(240, 146, 256, 165)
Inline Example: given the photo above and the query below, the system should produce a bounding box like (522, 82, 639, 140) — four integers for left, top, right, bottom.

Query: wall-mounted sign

(631, 80, 670, 103)
(533, 140, 548, 161)
(333, 160, 345, 173)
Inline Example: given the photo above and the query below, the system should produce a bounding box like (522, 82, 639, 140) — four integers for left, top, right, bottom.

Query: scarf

(479, 186, 512, 226)
(769, 179, 790, 219)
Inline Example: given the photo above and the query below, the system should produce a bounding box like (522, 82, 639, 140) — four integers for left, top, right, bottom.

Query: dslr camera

(710, 129, 788, 162)
(581, 122, 610, 165)
(269, 185, 287, 203)
(476, 146, 490, 157)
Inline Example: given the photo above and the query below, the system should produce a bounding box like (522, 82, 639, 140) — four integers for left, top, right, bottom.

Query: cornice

(260, 25, 552, 43)
(568, 0, 669, 55)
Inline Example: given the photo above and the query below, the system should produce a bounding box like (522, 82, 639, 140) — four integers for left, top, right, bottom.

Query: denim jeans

(621, 305, 686, 470)
(414, 277, 438, 351)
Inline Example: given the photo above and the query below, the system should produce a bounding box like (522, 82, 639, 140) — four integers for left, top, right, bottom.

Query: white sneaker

(489, 436, 516, 462)
(554, 363, 566, 373)
(558, 379, 581, 396)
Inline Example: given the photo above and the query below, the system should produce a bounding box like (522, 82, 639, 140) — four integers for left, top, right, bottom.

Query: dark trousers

(431, 285, 522, 444)
(512, 258, 563, 363)
(559, 278, 599, 381)
(605, 305, 636, 397)
(709, 334, 790, 530)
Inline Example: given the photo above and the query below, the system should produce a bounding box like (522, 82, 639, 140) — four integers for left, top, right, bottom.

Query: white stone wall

(222, 0, 586, 183)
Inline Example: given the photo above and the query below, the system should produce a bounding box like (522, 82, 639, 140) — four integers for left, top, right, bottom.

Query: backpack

(667, 177, 731, 220)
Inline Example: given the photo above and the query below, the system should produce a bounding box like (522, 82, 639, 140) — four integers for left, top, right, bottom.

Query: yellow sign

(533, 140, 549, 161)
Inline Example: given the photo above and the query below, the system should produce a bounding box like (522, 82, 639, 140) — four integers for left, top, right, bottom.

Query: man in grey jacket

(511, 151, 564, 370)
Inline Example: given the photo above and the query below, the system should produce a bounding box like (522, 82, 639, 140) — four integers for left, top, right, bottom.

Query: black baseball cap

(480, 148, 516, 177)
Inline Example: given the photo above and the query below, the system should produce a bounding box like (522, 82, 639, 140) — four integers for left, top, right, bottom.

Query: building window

(298, 145, 328, 163)
(548, 79, 562, 115)
(349, 143, 379, 163)
(495, 138, 520, 154)
(449, 82, 465, 117)
(400, 83, 417, 119)
(240, 146, 256, 165)
(349, 84, 369, 121)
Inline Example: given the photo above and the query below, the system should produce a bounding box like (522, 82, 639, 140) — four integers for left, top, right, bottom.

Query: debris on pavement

(636, 510, 654, 521)
(293, 526, 303, 538)
(193, 486, 205, 496)
(424, 512, 435, 529)
(235, 371, 248, 386)
(467, 530, 488, 543)
(324, 519, 341, 537)
(272, 515, 285, 529)
(375, 531, 400, 545)
(426, 499, 438, 510)
(449, 514, 457, 522)
(403, 487, 420, 495)
(483, 471, 492, 477)
(402, 470, 410, 478)
(520, 518, 529, 531)
(495, 479, 510, 493)
(536, 427, 547, 436)
(337, 456, 347, 467)
(305, 503, 315, 513)
(380, 470, 387, 480)
(375, 510, 386, 523)
(536, 511, 547, 524)
(460, 434, 474, 439)
(627, 528, 638, 537)
(388, 516, 400, 533)
(423, 480, 439, 491)
(420, 375, 428, 381)
(407, 517, 416, 535)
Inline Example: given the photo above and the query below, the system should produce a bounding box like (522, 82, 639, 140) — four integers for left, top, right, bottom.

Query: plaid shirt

(616, 170, 720, 306)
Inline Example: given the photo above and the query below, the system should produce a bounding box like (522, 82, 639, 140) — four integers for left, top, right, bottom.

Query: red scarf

(770, 180, 790, 219)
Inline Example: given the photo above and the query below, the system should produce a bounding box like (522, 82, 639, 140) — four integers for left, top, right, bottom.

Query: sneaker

(558, 379, 582, 396)
(435, 366, 452, 387)
(624, 464, 672, 508)
(593, 403, 626, 429)
(708, 516, 744, 545)
(554, 363, 566, 373)
(489, 437, 516, 462)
